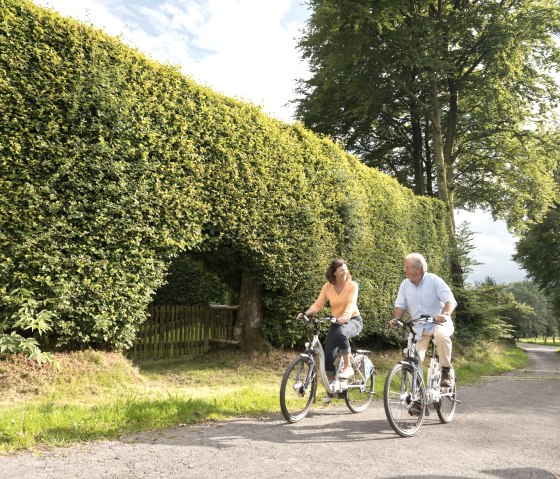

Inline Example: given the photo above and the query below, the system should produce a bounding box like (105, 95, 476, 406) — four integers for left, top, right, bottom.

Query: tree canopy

(295, 0, 560, 280)
(504, 280, 557, 338)
(514, 205, 560, 323)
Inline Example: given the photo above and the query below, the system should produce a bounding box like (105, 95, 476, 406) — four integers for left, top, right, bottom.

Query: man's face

(404, 258, 423, 283)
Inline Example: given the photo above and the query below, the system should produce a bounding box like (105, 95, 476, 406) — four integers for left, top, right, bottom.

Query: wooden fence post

(129, 304, 240, 359)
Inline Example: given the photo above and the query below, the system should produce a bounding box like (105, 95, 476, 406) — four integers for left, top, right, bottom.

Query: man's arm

(389, 307, 406, 328)
(435, 300, 456, 324)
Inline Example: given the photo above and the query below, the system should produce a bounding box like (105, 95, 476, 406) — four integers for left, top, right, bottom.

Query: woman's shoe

(338, 367, 354, 379)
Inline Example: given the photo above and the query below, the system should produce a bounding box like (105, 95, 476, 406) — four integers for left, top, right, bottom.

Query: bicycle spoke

(436, 381, 457, 423)
(280, 356, 317, 423)
(344, 354, 375, 413)
(383, 363, 425, 437)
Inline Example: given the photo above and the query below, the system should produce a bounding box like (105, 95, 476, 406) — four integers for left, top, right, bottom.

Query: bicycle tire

(344, 357, 375, 413)
(280, 355, 317, 423)
(383, 362, 426, 437)
(436, 380, 457, 423)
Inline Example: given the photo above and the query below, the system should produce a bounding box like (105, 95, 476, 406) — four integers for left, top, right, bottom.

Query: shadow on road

(382, 468, 557, 479)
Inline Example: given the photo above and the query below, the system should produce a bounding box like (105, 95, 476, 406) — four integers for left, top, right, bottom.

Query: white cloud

(31, 0, 308, 122)
(455, 210, 527, 284)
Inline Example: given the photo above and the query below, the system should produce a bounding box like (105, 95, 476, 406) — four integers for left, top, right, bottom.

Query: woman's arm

(305, 283, 328, 316)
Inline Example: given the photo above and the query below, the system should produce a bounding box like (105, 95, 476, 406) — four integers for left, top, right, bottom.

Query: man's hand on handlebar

(388, 319, 399, 329)
(435, 313, 450, 324)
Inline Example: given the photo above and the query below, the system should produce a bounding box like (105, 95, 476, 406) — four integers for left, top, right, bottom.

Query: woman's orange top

(308, 280, 360, 321)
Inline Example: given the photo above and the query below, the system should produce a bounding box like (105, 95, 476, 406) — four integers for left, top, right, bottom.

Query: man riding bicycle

(388, 253, 457, 387)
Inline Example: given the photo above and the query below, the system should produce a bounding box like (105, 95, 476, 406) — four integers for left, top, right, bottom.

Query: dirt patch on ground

(0, 351, 143, 401)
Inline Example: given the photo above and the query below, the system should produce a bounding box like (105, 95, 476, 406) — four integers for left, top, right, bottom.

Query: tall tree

(296, 0, 560, 284)
(514, 205, 560, 327)
(504, 281, 556, 338)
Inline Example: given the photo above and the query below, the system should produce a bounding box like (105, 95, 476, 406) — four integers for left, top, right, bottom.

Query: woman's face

(334, 264, 349, 282)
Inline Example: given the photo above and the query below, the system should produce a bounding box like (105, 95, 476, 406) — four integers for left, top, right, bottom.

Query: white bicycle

(383, 316, 459, 436)
(280, 313, 375, 423)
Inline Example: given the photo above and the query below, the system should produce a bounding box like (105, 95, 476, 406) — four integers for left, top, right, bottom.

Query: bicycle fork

(399, 359, 423, 415)
(293, 353, 317, 397)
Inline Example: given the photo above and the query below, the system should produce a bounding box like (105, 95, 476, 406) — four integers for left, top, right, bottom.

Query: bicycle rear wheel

(280, 356, 317, 423)
(383, 362, 426, 437)
(344, 356, 375, 413)
(436, 380, 457, 423)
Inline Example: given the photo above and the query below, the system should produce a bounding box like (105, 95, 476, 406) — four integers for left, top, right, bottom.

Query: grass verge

(0, 341, 527, 454)
(518, 337, 559, 346)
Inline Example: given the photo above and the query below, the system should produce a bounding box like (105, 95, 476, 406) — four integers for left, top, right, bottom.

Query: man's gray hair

(406, 253, 428, 272)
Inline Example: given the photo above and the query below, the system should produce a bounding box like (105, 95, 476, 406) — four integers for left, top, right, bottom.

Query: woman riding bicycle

(305, 259, 363, 381)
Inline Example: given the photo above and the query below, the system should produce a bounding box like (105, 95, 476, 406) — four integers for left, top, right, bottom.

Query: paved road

(1, 343, 559, 479)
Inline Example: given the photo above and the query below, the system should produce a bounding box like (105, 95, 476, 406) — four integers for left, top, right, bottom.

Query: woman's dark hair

(326, 258, 349, 284)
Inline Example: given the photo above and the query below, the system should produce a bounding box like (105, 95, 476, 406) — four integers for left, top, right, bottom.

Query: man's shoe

(338, 367, 354, 379)
(441, 367, 455, 388)
(322, 396, 332, 404)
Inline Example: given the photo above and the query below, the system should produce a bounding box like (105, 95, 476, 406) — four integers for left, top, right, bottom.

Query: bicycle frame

(300, 314, 372, 397)
(384, 315, 459, 436)
(280, 313, 375, 422)
(397, 316, 454, 406)
(394, 318, 422, 401)
(426, 342, 444, 404)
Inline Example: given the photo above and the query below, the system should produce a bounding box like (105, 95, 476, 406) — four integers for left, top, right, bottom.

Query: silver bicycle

(383, 316, 459, 437)
(280, 313, 375, 423)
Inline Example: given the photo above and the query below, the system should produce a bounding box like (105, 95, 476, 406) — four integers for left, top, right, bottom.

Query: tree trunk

(429, 77, 449, 206)
(233, 270, 272, 352)
(429, 77, 464, 288)
(443, 79, 464, 288)
(424, 116, 434, 196)
(411, 106, 425, 196)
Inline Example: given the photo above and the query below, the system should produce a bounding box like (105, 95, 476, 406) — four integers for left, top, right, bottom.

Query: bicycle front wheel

(436, 380, 457, 423)
(280, 356, 317, 423)
(383, 362, 426, 437)
(344, 358, 375, 413)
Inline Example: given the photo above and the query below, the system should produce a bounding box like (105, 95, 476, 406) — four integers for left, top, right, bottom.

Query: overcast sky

(31, 0, 528, 285)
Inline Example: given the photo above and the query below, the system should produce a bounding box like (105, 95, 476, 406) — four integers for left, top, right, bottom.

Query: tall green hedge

(0, 0, 451, 351)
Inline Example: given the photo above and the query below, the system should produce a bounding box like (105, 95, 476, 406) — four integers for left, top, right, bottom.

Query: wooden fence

(129, 304, 239, 359)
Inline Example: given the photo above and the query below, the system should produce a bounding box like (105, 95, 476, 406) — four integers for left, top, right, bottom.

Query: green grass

(518, 337, 560, 346)
(452, 342, 528, 384)
(0, 341, 528, 454)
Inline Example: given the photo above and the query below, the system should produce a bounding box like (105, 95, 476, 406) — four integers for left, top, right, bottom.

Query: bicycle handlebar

(296, 312, 335, 324)
(392, 315, 437, 335)
(393, 315, 435, 326)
